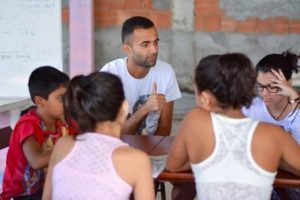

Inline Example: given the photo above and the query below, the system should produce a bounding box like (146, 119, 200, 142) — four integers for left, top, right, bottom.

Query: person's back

(42, 72, 155, 200)
(1, 66, 72, 200)
(52, 133, 132, 199)
(166, 53, 300, 200)
(185, 109, 282, 199)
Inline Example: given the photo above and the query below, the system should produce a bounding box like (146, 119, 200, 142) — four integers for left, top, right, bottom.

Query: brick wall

(62, 0, 300, 34)
(63, 0, 171, 28)
(195, 0, 300, 34)
(62, 0, 300, 90)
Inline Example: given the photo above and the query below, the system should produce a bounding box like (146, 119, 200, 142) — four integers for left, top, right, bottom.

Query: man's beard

(136, 54, 158, 68)
(141, 60, 157, 68)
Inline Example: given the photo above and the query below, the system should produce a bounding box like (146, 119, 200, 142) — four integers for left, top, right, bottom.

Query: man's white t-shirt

(101, 58, 181, 113)
(101, 58, 181, 134)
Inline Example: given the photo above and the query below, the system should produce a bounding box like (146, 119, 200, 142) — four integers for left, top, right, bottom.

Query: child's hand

(43, 137, 54, 150)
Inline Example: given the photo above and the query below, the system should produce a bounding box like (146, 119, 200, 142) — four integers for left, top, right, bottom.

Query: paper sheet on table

(150, 155, 168, 178)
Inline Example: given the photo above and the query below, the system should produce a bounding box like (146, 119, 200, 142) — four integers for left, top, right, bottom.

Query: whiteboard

(0, 0, 62, 97)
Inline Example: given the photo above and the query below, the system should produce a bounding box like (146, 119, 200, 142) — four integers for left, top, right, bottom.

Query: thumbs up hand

(144, 82, 166, 112)
(152, 82, 158, 94)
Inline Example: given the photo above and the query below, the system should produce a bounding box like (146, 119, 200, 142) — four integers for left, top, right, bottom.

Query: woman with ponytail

(166, 53, 300, 200)
(42, 72, 154, 200)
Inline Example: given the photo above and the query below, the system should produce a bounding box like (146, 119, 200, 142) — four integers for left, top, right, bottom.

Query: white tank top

(52, 133, 132, 200)
(191, 112, 277, 200)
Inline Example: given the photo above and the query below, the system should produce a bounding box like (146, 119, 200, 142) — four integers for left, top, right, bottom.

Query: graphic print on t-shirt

(132, 95, 160, 135)
(23, 164, 43, 195)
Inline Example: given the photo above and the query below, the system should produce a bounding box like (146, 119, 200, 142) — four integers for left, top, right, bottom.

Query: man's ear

(34, 96, 44, 107)
(122, 43, 131, 54)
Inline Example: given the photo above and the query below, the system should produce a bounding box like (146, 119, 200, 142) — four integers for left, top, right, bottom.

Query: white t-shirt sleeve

(99, 59, 126, 80)
(100, 65, 109, 72)
(164, 66, 181, 102)
(100, 62, 115, 73)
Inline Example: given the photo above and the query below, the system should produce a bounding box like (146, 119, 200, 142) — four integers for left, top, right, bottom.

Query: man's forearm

(154, 101, 173, 136)
(155, 123, 171, 136)
(121, 106, 149, 134)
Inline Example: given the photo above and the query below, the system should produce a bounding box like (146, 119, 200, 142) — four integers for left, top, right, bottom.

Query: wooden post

(69, 0, 94, 77)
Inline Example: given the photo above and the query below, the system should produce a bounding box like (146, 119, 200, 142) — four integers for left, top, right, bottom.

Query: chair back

(0, 126, 12, 149)
(0, 126, 12, 192)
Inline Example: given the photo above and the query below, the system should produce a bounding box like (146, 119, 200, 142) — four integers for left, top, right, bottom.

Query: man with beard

(101, 16, 181, 136)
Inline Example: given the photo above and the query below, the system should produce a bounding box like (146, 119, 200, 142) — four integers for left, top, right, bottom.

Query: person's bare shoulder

(256, 122, 286, 138)
(113, 146, 150, 168)
(55, 135, 75, 149)
(52, 135, 75, 165)
(187, 107, 209, 117)
(181, 107, 208, 122)
(178, 107, 211, 135)
(254, 122, 288, 148)
(112, 146, 152, 186)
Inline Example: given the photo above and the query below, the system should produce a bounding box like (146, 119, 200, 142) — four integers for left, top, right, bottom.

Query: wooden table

(121, 135, 164, 155)
(121, 135, 300, 188)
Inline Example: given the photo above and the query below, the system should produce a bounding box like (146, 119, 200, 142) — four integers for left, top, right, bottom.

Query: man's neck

(126, 58, 150, 79)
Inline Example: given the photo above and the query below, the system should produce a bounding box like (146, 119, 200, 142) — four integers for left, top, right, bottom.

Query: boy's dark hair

(64, 72, 125, 133)
(122, 16, 154, 44)
(195, 53, 257, 109)
(256, 50, 300, 80)
(28, 66, 69, 103)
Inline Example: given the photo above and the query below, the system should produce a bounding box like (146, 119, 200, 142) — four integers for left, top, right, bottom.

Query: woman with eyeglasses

(242, 51, 300, 145)
(242, 51, 300, 200)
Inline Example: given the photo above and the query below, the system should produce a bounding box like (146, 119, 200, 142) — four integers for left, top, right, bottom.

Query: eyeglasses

(255, 83, 280, 93)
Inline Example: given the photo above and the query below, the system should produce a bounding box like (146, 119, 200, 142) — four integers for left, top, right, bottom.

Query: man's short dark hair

(121, 16, 154, 44)
(28, 66, 69, 103)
